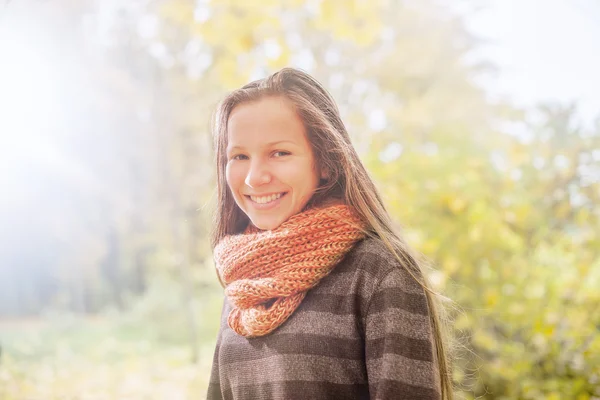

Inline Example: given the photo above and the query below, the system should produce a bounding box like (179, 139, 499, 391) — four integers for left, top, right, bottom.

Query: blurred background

(0, 0, 599, 398)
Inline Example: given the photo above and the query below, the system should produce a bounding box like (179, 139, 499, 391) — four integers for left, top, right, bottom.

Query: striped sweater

(207, 237, 441, 400)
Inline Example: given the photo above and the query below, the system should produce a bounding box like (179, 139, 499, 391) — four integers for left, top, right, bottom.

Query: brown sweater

(207, 237, 441, 400)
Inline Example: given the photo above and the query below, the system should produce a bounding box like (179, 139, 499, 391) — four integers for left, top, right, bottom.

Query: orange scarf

(214, 204, 366, 337)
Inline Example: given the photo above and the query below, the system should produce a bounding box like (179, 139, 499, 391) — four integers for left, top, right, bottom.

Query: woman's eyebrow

(265, 140, 297, 147)
(228, 140, 298, 151)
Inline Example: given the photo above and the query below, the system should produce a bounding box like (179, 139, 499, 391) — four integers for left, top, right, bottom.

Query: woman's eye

(273, 151, 290, 157)
(231, 154, 248, 160)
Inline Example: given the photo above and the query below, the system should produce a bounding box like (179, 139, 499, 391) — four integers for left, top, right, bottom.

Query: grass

(0, 295, 222, 400)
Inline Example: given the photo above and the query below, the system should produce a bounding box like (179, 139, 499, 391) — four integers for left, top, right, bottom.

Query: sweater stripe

(366, 354, 438, 388)
(223, 354, 367, 385)
(222, 381, 370, 400)
(366, 308, 433, 340)
(367, 333, 434, 362)
(369, 379, 440, 400)
(219, 333, 364, 363)
(218, 331, 433, 366)
(241, 310, 361, 339)
(368, 287, 430, 315)
(299, 290, 428, 316)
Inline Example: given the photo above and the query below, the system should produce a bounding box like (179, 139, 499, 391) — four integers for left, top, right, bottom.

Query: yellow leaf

(449, 197, 466, 214)
(484, 289, 498, 307)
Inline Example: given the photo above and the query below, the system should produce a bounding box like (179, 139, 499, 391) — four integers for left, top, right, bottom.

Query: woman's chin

(250, 217, 284, 231)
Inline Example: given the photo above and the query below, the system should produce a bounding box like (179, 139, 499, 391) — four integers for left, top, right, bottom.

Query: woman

(207, 68, 453, 399)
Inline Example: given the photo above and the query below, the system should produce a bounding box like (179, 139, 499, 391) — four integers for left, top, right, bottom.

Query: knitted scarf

(214, 204, 366, 337)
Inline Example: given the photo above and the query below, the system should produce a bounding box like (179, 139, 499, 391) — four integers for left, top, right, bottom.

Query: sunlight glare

(0, 37, 64, 153)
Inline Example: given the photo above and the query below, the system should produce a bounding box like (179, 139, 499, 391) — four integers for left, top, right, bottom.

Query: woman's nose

(244, 161, 272, 187)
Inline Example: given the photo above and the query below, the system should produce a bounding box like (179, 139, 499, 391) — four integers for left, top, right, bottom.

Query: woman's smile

(245, 192, 288, 210)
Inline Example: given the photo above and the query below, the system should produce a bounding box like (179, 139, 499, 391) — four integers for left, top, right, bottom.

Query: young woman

(207, 68, 453, 399)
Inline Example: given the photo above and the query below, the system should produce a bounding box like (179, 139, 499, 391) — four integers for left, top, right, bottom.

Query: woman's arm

(365, 267, 441, 400)
(206, 298, 227, 400)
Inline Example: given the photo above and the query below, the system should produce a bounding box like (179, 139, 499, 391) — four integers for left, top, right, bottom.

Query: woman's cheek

(225, 163, 240, 193)
(226, 162, 237, 178)
(225, 164, 232, 188)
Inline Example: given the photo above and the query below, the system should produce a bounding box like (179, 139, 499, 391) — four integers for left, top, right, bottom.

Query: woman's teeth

(250, 193, 283, 204)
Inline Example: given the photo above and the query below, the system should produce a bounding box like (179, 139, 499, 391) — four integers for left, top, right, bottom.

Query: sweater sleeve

(206, 298, 227, 400)
(364, 267, 441, 400)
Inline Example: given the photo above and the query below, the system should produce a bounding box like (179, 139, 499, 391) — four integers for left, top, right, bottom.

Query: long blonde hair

(211, 67, 454, 399)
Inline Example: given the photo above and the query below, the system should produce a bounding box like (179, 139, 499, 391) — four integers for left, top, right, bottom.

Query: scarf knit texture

(214, 204, 366, 337)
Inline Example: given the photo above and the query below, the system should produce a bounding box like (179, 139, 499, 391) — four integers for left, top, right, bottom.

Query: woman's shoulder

(321, 236, 431, 328)
(341, 236, 426, 295)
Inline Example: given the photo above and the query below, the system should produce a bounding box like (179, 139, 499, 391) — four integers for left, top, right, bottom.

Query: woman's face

(225, 95, 322, 230)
